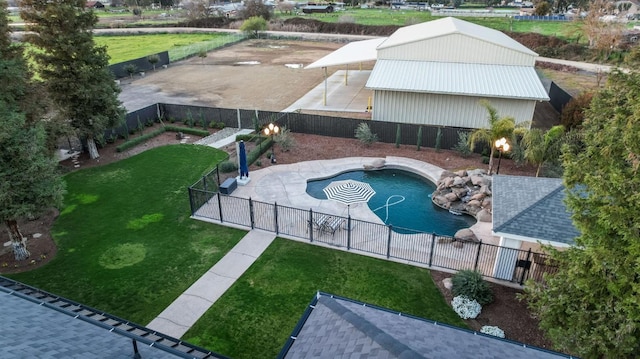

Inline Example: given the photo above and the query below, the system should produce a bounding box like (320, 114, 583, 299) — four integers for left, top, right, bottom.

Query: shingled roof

(279, 292, 574, 358)
(492, 175, 580, 246)
(0, 276, 228, 359)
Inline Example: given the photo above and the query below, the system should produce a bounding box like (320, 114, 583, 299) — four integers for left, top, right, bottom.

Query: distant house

(86, 1, 105, 8)
(280, 292, 574, 358)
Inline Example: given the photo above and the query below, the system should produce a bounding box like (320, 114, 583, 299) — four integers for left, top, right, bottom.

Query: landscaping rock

(445, 192, 459, 202)
(454, 228, 479, 243)
(452, 176, 465, 187)
(454, 170, 467, 177)
(477, 209, 492, 222)
(431, 168, 493, 223)
(443, 278, 453, 290)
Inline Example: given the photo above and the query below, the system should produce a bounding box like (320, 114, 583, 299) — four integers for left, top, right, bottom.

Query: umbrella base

(236, 176, 251, 186)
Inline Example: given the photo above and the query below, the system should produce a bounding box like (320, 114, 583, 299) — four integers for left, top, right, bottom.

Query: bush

(219, 161, 238, 173)
(451, 296, 482, 319)
(480, 326, 505, 338)
(240, 16, 267, 37)
(482, 156, 490, 164)
(116, 128, 165, 152)
(274, 126, 295, 152)
(164, 125, 209, 137)
(453, 131, 472, 157)
(561, 92, 594, 130)
(435, 127, 442, 153)
(355, 123, 378, 146)
(452, 270, 493, 305)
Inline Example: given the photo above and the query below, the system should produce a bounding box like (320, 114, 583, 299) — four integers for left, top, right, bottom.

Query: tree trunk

(488, 147, 495, 175)
(5, 219, 30, 261)
(87, 138, 100, 159)
(536, 164, 542, 177)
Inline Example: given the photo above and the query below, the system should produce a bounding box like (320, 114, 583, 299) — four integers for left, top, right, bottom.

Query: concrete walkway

(147, 230, 276, 338)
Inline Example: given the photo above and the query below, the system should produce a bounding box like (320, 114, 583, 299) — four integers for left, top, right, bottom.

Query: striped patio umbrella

(323, 180, 376, 216)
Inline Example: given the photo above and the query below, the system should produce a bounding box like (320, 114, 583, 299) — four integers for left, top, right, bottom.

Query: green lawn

(95, 33, 242, 64)
(183, 238, 467, 358)
(8, 145, 248, 324)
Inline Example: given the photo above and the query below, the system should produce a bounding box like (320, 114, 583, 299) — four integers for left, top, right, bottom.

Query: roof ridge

(494, 184, 565, 234)
(318, 296, 425, 359)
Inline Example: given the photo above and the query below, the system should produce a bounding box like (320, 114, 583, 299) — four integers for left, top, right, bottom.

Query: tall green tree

(1, 1, 65, 260)
(21, 0, 125, 159)
(522, 125, 565, 177)
(524, 70, 640, 358)
(469, 100, 527, 175)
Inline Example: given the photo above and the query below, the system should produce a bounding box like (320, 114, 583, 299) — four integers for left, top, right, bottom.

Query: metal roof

(366, 59, 550, 101)
(492, 175, 580, 246)
(280, 292, 575, 358)
(305, 37, 387, 69)
(378, 17, 537, 57)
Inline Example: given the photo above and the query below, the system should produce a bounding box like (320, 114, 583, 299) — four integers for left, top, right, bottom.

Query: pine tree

(21, 0, 125, 159)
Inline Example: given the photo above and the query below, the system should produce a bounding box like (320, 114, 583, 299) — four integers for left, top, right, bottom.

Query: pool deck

(231, 156, 498, 245)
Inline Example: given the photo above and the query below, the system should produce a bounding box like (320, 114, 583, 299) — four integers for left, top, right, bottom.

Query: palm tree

(522, 125, 565, 177)
(469, 100, 528, 175)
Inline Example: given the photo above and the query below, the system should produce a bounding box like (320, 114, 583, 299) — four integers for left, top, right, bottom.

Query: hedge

(115, 126, 210, 152)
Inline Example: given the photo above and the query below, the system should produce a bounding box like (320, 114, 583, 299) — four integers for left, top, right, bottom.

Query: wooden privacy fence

(187, 168, 558, 286)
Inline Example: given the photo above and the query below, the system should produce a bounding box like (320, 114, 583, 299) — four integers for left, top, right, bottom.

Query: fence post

(188, 187, 196, 215)
(216, 165, 220, 185)
(519, 249, 532, 285)
(274, 202, 279, 235)
(386, 225, 392, 259)
(474, 240, 482, 272)
(428, 233, 436, 267)
(249, 198, 255, 229)
(347, 215, 351, 250)
(309, 209, 314, 243)
(217, 192, 224, 223)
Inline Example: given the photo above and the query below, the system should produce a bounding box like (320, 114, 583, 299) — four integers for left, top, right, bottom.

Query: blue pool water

(306, 169, 476, 236)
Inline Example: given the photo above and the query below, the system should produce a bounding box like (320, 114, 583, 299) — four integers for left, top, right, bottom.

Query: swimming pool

(306, 169, 476, 236)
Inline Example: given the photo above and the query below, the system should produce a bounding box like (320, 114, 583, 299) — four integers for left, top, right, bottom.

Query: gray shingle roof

(281, 292, 574, 359)
(492, 175, 580, 246)
(0, 277, 227, 359)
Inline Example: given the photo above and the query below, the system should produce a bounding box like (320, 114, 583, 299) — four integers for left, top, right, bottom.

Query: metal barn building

(366, 17, 549, 128)
(304, 17, 550, 128)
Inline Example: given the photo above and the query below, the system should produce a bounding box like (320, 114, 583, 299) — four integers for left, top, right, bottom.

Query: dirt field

(119, 39, 348, 112)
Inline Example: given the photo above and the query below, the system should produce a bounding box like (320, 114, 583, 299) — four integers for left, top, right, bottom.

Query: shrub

(416, 126, 422, 151)
(116, 128, 165, 152)
(355, 123, 378, 146)
(453, 131, 472, 157)
(451, 296, 482, 319)
(482, 156, 490, 164)
(147, 54, 160, 71)
(164, 125, 209, 137)
(435, 127, 442, 153)
(219, 161, 238, 173)
(240, 16, 267, 38)
(452, 270, 493, 305)
(123, 63, 137, 78)
(215, 122, 226, 129)
(480, 326, 505, 338)
(395, 124, 401, 148)
(561, 92, 594, 130)
(274, 126, 295, 152)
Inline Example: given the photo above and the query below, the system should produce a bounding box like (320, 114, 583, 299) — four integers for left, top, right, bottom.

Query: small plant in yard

(453, 131, 472, 158)
(123, 63, 137, 78)
(416, 126, 422, 151)
(451, 295, 482, 319)
(480, 325, 505, 338)
(147, 54, 160, 71)
(355, 123, 378, 146)
(435, 127, 442, 152)
(198, 50, 207, 64)
(395, 124, 401, 148)
(452, 270, 493, 305)
(219, 161, 238, 173)
(274, 126, 295, 152)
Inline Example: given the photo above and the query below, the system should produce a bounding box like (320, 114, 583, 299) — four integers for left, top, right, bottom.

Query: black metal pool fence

(188, 168, 558, 286)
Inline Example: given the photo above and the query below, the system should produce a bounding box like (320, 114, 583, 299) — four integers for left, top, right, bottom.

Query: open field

(95, 33, 240, 63)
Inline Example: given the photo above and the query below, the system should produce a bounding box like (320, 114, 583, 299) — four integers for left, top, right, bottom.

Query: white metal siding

(377, 34, 535, 66)
(371, 91, 536, 129)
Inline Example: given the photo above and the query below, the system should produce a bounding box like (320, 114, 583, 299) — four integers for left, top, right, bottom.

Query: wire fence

(188, 168, 559, 285)
(168, 33, 247, 62)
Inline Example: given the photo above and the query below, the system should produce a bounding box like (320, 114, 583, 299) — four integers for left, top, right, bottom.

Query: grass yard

(95, 33, 243, 64)
(183, 238, 467, 358)
(8, 145, 248, 325)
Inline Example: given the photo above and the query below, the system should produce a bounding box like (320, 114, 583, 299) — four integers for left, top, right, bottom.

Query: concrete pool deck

(231, 156, 499, 245)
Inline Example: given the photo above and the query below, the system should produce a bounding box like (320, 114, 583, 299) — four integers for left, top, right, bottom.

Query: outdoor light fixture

(494, 137, 510, 175)
(263, 123, 280, 163)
